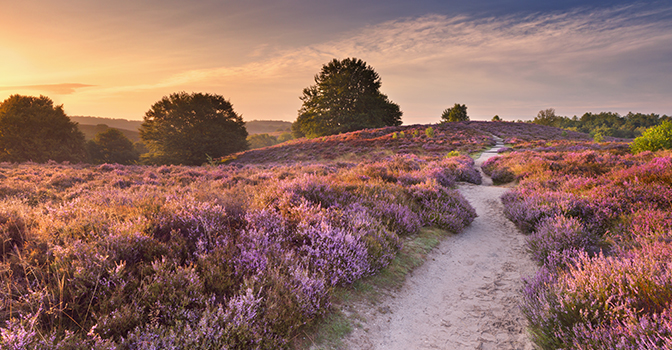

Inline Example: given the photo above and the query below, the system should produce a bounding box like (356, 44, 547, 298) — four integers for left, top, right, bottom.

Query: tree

(277, 132, 293, 143)
(247, 133, 278, 149)
(441, 104, 469, 122)
(533, 108, 562, 127)
(0, 95, 86, 163)
(294, 58, 402, 138)
(87, 128, 139, 164)
(492, 115, 502, 122)
(630, 120, 672, 154)
(140, 92, 248, 165)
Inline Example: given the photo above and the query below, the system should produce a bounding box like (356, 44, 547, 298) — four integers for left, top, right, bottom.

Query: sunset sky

(1, 0, 671, 124)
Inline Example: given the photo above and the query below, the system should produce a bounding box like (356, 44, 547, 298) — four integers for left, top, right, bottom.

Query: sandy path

(342, 139, 537, 350)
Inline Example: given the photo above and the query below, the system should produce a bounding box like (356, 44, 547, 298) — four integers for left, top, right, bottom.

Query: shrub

(631, 120, 672, 154)
(526, 215, 601, 265)
(523, 247, 672, 349)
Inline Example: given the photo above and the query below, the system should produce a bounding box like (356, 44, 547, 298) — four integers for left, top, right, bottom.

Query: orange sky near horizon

(1, 1, 671, 123)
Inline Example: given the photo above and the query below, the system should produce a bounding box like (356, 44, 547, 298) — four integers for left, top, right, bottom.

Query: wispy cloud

(78, 3, 672, 121)
(0, 83, 95, 95)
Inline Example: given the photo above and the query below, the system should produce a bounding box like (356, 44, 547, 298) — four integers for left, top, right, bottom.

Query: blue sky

(0, 0, 670, 123)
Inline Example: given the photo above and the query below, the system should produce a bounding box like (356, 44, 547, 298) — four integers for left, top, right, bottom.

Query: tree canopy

(293, 58, 402, 138)
(87, 128, 139, 164)
(532, 108, 670, 139)
(0, 95, 86, 163)
(139, 92, 248, 165)
(441, 104, 469, 122)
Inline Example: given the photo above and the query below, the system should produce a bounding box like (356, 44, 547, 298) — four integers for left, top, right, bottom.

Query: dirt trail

(342, 138, 537, 350)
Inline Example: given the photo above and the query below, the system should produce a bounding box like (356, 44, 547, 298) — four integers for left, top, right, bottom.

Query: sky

(1, 0, 671, 124)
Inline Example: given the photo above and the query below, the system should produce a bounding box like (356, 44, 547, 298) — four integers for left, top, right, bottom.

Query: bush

(526, 215, 601, 265)
(523, 247, 672, 349)
(631, 120, 672, 154)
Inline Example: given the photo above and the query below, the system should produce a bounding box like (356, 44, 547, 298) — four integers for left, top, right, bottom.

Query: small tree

(140, 92, 248, 165)
(630, 120, 672, 154)
(294, 58, 402, 138)
(87, 128, 139, 164)
(492, 115, 502, 122)
(441, 104, 469, 122)
(533, 108, 561, 126)
(0, 95, 86, 163)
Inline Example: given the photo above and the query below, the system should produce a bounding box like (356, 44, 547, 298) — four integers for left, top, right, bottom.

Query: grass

(294, 227, 452, 349)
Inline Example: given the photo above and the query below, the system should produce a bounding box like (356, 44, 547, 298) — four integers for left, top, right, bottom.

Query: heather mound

(223, 121, 590, 165)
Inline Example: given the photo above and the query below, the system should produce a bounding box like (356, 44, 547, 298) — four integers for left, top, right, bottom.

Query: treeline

(532, 108, 671, 139)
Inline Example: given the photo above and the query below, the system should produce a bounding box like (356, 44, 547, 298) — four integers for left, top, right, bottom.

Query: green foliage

(425, 127, 434, 138)
(87, 128, 139, 164)
(445, 150, 460, 158)
(630, 120, 672, 154)
(247, 133, 278, 149)
(277, 132, 293, 143)
(533, 108, 561, 126)
(533, 109, 670, 139)
(440, 104, 469, 122)
(0, 95, 86, 163)
(593, 131, 604, 143)
(492, 115, 502, 122)
(139, 92, 248, 165)
(294, 58, 402, 138)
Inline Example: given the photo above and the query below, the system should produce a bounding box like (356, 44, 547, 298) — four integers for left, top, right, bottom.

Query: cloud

(80, 2, 672, 121)
(0, 83, 95, 95)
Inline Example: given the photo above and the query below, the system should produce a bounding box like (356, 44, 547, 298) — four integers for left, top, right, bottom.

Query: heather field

(0, 128, 486, 348)
(3, 120, 671, 349)
(483, 143, 672, 348)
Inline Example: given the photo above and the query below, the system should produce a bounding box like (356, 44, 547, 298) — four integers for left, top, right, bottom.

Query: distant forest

(531, 110, 671, 139)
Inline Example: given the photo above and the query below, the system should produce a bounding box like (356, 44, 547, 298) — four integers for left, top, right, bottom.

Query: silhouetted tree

(0, 95, 86, 163)
(140, 92, 248, 165)
(294, 58, 402, 138)
(87, 128, 139, 164)
(441, 104, 469, 122)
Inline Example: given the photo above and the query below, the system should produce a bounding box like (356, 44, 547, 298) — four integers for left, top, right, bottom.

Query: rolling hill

(71, 116, 293, 140)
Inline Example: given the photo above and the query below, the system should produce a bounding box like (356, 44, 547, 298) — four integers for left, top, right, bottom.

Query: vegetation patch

(485, 139, 672, 349)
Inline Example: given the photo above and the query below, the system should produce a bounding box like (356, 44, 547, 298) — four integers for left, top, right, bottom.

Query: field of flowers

(483, 143, 672, 348)
(0, 149, 484, 348)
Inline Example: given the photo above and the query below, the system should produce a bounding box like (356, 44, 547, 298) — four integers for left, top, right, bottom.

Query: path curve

(342, 138, 536, 350)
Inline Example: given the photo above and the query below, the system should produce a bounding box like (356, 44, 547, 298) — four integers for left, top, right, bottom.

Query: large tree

(441, 104, 469, 122)
(294, 58, 402, 138)
(140, 92, 248, 165)
(0, 95, 86, 163)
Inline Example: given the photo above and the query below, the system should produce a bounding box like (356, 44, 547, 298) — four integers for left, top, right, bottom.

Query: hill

(223, 121, 593, 165)
(245, 120, 292, 135)
(71, 116, 293, 137)
(78, 124, 141, 142)
(70, 116, 143, 131)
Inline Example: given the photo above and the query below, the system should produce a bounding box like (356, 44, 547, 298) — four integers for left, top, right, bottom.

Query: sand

(341, 138, 537, 350)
